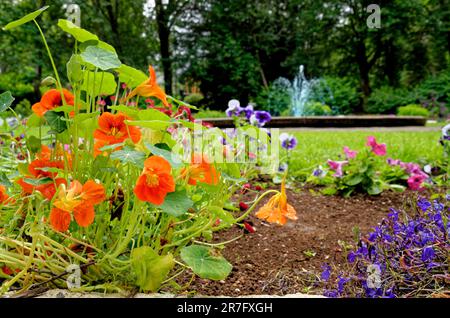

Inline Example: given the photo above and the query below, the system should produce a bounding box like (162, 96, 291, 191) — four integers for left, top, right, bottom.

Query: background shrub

(316, 76, 361, 115)
(304, 101, 332, 116)
(183, 93, 204, 106)
(194, 108, 225, 118)
(397, 104, 430, 117)
(253, 80, 291, 116)
(366, 86, 417, 114)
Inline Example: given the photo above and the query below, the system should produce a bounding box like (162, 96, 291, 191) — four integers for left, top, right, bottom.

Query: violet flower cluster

(321, 195, 449, 298)
(225, 99, 271, 127)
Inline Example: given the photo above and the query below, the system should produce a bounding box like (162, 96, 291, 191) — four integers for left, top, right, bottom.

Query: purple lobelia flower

(321, 264, 331, 281)
(279, 133, 298, 150)
(421, 246, 435, 262)
(321, 196, 448, 298)
(417, 197, 432, 212)
(249, 110, 271, 127)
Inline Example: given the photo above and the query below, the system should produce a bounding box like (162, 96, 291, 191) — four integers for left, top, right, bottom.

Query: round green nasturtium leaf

(44, 111, 67, 134)
(40, 76, 56, 87)
(81, 71, 117, 97)
(117, 64, 147, 88)
(145, 142, 182, 168)
(27, 113, 44, 127)
(0, 91, 15, 112)
(80, 46, 121, 71)
(67, 54, 83, 84)
(131, 246, 174, 292)
(180, 245, 232, 280)
(3, 6, 49, 30)
(152, 190, 193, 217)
(126, 120, 173, 131)
(0, 172, 13, 188)
(57, 19, 98, 42)
(26, 136, 42, 154)
(110, 149, 146, 168)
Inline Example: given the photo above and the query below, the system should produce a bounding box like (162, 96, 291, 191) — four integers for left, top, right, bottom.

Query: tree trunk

(355, 40, 371, 113)
(384, 39, 398, 86)
(155, 0, 173, 95)
(105, 0, 122, 57)
(33, 65, 42, 100)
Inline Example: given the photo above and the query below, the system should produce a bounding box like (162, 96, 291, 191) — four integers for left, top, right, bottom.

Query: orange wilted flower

(17, 178, 67, 201)
(0, 185, 14, 205)
(16, 146, 68, 200)
(134, 156, 175, 205)
(180, 154, 220, 186)
(94, 112, 142, 145)
(126, 66, 170, 107)
(50, 180, 106, 232)
(32, 89, 75, 117)
(255, 179, 297, 226)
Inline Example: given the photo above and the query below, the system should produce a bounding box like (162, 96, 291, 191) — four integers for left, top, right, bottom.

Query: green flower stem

(112, 82, 121, 109)
(38, 234, 89, 264)
(107, 201, 142, 259)
(33, 20, 65, 104)
(193, 234, 243, 247)
(235, 189, 279, 223)
(163, 218, 214, 250)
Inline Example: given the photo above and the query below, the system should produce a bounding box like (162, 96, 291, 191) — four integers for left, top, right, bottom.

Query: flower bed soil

(176, 187, 424, 296)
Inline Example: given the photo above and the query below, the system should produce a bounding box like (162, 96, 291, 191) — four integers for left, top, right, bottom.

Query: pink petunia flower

(343, 146, 357, 159)
(366, 136, 386, 156)
(327, 160, 348, 177)
(407, 174, 427, 191)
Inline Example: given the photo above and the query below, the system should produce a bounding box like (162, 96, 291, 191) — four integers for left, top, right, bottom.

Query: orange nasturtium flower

(32, 89, 75, 117)
(0, 185, 14, 205)
(255, 179, 297, 226)
(126, 66, 170, 107)
(93, 112, 142, 156)
(134, 156, 175, 205)
(16, 146, 68, 200)
(180, 154, 220, 186)
(50, 180, 106, 232)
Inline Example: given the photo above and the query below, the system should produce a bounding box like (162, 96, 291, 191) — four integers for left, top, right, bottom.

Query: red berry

(1, 266, 13, 276)
(239, 202, 249, 211)
(243, 221, 256, 234)
(255, 185, 263, 191)
(241, 183, 251, 193)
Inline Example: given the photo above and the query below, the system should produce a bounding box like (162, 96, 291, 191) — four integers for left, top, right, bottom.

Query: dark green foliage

(0, 0, 449, 114)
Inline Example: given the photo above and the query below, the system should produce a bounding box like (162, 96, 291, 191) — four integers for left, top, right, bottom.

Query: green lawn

(286, 130, 443, 177)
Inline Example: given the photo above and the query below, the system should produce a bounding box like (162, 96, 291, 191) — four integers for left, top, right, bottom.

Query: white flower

(442, 124, 450, 137)
(279, 132, 291, 142)
(249, 114, 258, 126)
(228, 99, 240, 109)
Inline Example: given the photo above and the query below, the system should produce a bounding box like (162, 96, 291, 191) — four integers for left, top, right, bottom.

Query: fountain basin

(202, 116, 427, 128)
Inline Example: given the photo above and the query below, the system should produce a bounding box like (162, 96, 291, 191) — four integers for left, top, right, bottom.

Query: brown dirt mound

(178, 187, 422, 296)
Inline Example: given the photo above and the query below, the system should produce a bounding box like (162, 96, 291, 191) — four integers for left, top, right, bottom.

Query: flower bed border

(203, 116, 427, 128)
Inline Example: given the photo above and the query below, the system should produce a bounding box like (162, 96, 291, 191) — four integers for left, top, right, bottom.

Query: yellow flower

(255, 179, 297, 225)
